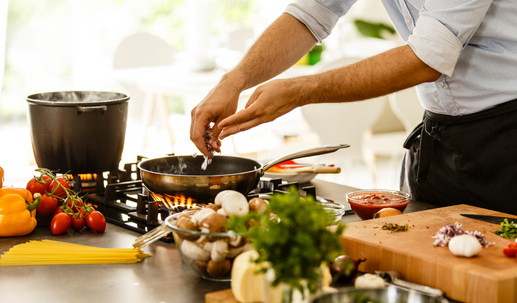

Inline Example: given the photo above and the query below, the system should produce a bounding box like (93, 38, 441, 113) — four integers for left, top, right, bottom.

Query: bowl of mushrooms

(133, 190, 267, 281)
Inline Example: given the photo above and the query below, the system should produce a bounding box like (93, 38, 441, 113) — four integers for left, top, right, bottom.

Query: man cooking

(190, 1, 517, 214)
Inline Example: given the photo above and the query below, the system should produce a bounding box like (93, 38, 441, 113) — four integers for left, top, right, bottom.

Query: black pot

(27, 91, 129, 174)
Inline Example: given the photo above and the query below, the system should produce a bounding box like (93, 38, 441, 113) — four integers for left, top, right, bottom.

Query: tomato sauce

(347, 191, 410, 220)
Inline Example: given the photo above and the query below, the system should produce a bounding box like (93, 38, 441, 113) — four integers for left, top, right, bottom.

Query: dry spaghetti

(0, 240, 150, 266)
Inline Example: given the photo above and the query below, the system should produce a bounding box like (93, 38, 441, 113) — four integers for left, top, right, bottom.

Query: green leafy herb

(495, 219, 517, 239)
(226, 187, 345, 296)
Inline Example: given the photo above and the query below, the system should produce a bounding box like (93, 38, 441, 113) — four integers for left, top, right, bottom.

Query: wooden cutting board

(340, 204, 517, 303)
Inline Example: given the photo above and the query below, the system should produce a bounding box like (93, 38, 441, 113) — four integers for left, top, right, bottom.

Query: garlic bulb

(448, 234, 482, 257)
(354, 273, 386, 288)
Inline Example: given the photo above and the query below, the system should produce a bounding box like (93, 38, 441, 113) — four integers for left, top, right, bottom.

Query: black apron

(402, 99, 517, 215)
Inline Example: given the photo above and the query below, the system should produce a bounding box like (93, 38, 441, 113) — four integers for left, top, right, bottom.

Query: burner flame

(150, 193, 202, 212)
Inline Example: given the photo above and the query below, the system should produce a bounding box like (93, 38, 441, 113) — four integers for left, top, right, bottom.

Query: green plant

(354, 19, 395, 39)
(226, 187, 345, 296)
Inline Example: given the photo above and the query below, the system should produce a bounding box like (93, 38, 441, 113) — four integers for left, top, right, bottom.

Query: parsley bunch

(226, 187, 345, 296)
(495, 219, 517, 239)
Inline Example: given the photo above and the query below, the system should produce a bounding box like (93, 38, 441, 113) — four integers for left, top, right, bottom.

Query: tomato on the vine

(26, 175, 52, 195)
(36, 193, 58, 217)
(71, 215, 86, 232)
(49, 177, 70, 199)
(65, 196, 84, 213)
(86, 211, 106, 232)
(51, 212, 72, 235)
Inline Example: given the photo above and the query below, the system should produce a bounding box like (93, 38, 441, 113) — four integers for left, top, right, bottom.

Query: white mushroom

(214, 190, 236, 207)
(227, 243, 252, 258)
(211, 239, 229, 262)
(219, 191, 249, 216)
(191, 208, 216, 225)
(181, 240, 210, 261)
(217, 207, 228, 217)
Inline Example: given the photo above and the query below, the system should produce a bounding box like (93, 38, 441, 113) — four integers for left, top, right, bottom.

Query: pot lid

(27, 91, 129, 106)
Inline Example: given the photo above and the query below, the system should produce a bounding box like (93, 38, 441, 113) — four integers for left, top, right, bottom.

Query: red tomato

(26, 175, 52, 195)
(49, 177, 70, 199)
(51, 212, 72, 235)
(86, 211, 106, 232)
(71, 215, 86, 232)
(503, 242, 517, 258)
(65, 196, 84, 213)
(36, 194, 58, 217)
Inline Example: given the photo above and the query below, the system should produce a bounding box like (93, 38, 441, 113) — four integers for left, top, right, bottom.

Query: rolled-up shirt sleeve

(407, 0, 493, 77)
(285, 0, 356, 43)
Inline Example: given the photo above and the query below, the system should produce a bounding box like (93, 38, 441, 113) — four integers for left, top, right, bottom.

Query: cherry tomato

(86, 211, 106, 232)
(65, 196, 84, 213)
(71, 215, 86, 232)
(36, 194, 58, 217)
(49, 177, 70, 199)
(51, 212, 72, 235)
(503, 242, 517, 258)
(26, 175, 52, 195)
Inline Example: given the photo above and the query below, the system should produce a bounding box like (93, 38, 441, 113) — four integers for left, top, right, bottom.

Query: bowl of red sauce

(346, 189, 411, 220)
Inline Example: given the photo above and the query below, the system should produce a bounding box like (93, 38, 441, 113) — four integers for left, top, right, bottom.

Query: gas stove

(75, 157, 348, 242)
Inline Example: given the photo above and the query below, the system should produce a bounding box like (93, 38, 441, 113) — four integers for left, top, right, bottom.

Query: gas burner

(76, 157, 340, 242)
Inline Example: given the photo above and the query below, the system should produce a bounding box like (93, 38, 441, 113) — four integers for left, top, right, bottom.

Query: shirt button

(405, 18, 412, 25)
(438, 82, 445, 88)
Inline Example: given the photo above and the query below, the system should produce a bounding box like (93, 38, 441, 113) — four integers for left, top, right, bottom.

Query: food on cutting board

(381, 223, 409, 232)
(448, 234, 482, 257)
(0, 240, 149, 266)
(25, 168, 106, 235)
(495, 218, 517, 239)
(354, 273, 386, 289)
(502, 240, 517, 258)
(347, 190, 410, 220)
(432, 222, 494, 248)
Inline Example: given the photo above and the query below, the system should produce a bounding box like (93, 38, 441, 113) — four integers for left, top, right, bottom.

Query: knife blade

(460, 214, 517, 225)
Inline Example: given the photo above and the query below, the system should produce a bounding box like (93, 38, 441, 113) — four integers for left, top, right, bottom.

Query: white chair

(300, 56, 386, 185)
(113, 32, 176, 153)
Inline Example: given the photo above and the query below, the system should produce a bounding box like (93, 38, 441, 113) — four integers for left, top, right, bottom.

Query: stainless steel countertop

(0, 179, 437, 303)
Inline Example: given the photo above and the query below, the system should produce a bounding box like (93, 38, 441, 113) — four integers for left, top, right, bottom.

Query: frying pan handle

(261, 144, 350, 172)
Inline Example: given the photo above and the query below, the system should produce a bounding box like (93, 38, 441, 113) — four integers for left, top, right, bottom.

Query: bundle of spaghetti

(0, 240, 150, 266)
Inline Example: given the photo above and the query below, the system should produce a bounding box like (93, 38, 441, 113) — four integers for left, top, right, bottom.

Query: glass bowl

(346, 189, 411, 220)
(166, 210, 250, 282)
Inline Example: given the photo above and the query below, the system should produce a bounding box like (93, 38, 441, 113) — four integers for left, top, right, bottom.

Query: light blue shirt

(285, 0, 517, 116)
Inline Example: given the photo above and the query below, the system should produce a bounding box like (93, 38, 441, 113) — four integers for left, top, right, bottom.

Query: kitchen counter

(0, 179, 437, 303)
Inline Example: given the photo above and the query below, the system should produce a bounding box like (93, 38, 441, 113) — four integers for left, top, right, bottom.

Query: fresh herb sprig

(495, 219, 517, 239)
(226, 187, 345, 296)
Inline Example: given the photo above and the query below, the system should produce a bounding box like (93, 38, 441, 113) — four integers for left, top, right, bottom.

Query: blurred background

(0, 0, 420, 189)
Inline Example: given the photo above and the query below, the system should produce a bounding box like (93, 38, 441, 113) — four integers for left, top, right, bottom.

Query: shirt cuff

(284, 0, 339, 43)
(407, 15, 463, 77)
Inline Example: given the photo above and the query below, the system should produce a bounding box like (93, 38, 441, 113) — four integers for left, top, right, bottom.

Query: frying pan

(137, 144, 349, 202)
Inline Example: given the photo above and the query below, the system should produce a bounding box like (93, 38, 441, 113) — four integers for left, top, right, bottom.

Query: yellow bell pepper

(0, 188, 40, 237)
(0, 166, 4, 188)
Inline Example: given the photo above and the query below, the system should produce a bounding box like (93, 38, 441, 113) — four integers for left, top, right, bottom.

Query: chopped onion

(432, 222, 494, 248)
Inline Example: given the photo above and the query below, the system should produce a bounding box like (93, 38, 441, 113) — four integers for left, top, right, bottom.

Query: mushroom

(227, 243, 252, 258)
(181, 240, 210, 261)
(220, 191, 249, 216)
(205, 203, 220, 212)
(175, 214, 199, 240)
(199, 212, 227, 233)
(214, 190, 236, 207)
(249, 197, 268, 213)
(211, 239, 229, 262)
(191, 207, 215, 225)
(228, 235, 245, 248)
(206, 259, 232, 278)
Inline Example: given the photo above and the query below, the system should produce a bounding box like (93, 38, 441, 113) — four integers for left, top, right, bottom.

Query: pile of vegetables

(25, 168, 106, 235)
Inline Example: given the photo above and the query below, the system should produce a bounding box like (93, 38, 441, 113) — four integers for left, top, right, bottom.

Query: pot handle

(77, 105, 108, 113)
(133, 224, 173, 249)
(261, 144, 350, 173)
